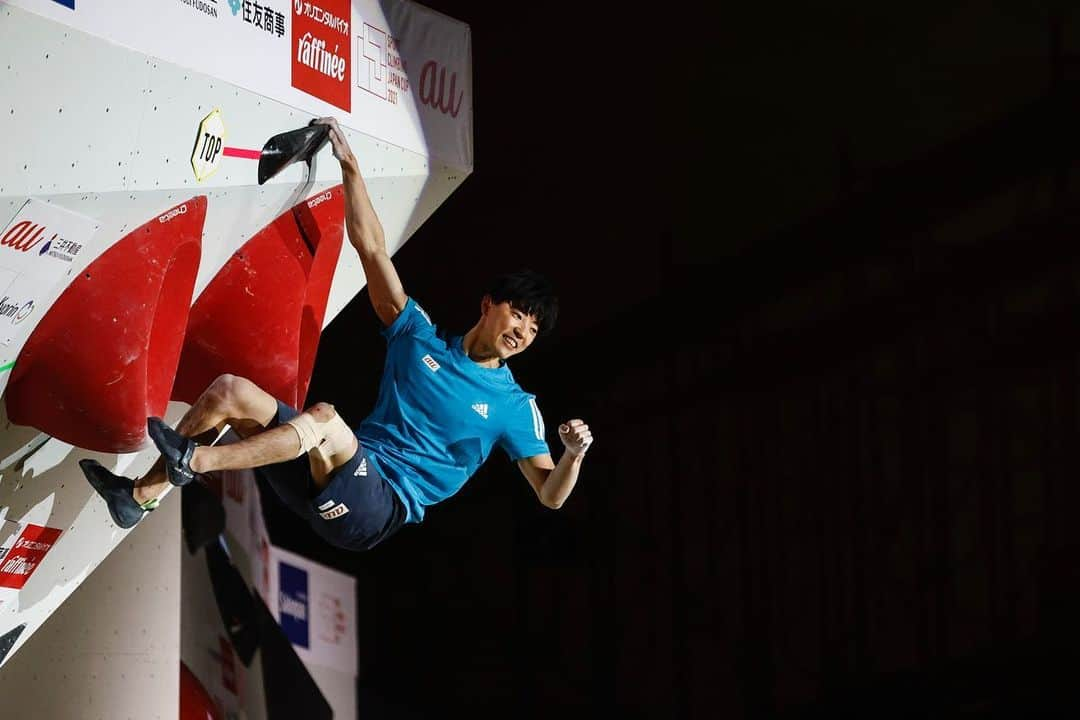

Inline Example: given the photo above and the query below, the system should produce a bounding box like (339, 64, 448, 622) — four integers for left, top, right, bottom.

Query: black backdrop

(257, 3, 1080, 717)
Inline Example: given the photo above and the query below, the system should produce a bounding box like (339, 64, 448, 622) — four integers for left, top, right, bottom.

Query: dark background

(265, 2, 1080, 717)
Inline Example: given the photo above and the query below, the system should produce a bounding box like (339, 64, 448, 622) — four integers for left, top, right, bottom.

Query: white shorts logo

(319, 502, 350, 520)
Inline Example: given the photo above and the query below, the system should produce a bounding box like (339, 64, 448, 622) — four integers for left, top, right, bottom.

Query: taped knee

(285, 409, 353, 460)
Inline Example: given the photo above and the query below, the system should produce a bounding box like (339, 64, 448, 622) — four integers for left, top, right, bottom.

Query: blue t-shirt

(355, 298, 550, 523)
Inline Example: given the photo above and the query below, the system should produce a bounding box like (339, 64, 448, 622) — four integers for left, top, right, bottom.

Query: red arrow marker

(222, 146, 261, 160)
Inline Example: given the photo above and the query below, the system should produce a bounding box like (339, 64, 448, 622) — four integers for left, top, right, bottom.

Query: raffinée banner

(8, 0, 472, 170)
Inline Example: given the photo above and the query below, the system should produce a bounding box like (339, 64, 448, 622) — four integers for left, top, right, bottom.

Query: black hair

(485, 269, 559, 336)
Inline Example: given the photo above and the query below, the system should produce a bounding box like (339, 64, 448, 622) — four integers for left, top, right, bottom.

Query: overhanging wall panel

(0, 1, 471, 681)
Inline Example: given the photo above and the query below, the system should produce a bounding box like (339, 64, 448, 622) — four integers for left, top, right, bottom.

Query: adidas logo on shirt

(471, 403, 489, 419)
(354, 458, 368, 477)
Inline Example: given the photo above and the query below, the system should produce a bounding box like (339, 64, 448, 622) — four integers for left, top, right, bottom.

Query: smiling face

(476, 296, 540, 362)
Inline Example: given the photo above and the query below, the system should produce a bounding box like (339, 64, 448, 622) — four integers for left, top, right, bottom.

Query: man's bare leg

(185, 402, 356, 494)
(188, 423, 303, 475)
(132, 374, 278, 505)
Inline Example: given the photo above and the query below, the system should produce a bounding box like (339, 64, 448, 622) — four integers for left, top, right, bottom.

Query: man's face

(482, 297, 539, 360)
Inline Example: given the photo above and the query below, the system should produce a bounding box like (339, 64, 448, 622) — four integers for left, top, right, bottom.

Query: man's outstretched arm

(517, 419, 593, 509)
(315, 117, 407, 327)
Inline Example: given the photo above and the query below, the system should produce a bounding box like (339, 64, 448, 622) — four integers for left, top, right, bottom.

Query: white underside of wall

(0, 483, 181, 719)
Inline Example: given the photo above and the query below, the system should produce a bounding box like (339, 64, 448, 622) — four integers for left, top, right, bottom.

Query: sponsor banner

(268, 545, 356, 674)
(0, 524, 62, 590)
(278, 559, 310, 648)
(360, 0, 472, 168)
(0, 200, 99, 392)
(292, 0, 351, 112)
(9, 0, 472, 169)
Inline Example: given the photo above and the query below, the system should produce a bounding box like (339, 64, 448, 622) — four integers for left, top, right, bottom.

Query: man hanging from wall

(80, 117, 593, 551)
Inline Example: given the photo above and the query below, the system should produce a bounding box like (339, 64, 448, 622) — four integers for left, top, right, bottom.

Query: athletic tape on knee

(285, 410, 353, 459)
(318, 412, 354, 461)
(285, 414, 321, 457)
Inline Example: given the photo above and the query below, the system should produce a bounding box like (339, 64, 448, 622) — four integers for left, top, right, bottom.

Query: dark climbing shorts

(256, 400, 406, 551)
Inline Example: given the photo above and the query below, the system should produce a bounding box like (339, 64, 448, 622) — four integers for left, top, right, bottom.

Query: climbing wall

(0, 1, 472, 715)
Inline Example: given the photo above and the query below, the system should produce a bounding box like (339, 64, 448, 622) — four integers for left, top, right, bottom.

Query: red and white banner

(8, 0, 473, 170)
(292, 0, 352, 112)
(0, 523, 63, 590)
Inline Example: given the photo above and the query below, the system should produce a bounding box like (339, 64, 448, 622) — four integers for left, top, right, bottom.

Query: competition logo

(355, 21, 409, 106)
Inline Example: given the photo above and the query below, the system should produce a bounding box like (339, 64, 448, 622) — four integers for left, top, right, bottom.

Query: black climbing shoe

(79, 459, 148, 529)
(147, 417, 198, 487)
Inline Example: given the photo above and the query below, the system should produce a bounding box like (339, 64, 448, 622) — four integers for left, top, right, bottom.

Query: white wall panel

(0, 488, 181, 719)
(0, 4, 470, 705)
